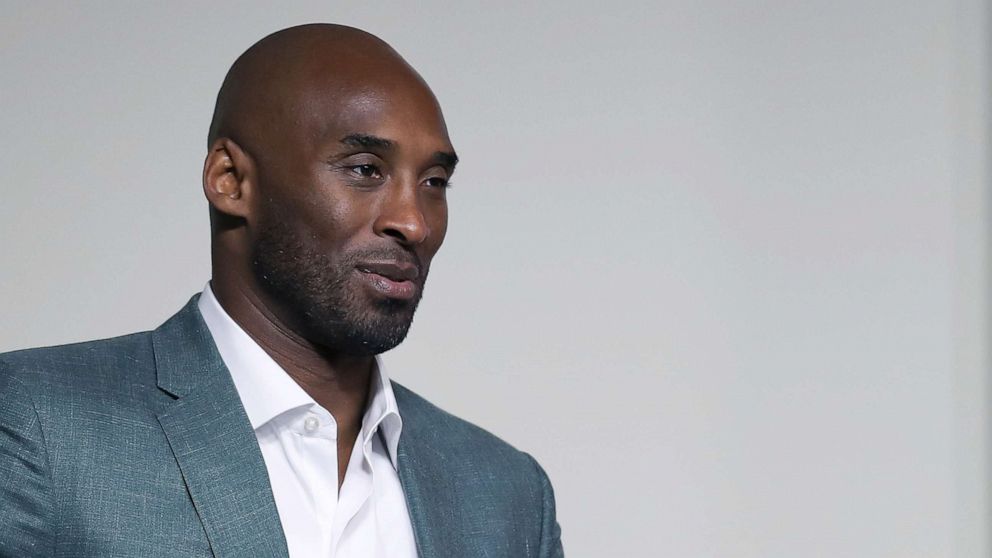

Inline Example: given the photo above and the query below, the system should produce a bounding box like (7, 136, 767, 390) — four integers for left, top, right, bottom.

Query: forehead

(294, 70, 452, 152)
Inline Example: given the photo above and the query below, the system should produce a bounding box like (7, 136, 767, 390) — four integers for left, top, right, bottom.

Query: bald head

(202, 23, 455, 356)
(207, 24, 433, 152)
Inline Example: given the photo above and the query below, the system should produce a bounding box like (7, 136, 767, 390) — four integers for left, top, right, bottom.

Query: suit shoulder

(0, 332, 154, 366)
(0, 332, 156, 397)
(391, 381, 542, 474)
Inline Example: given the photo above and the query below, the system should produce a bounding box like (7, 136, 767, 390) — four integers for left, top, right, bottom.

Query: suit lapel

(394, 386, 465, 558)
(152, 297, 289, 558)
(396, 440, 442, 558)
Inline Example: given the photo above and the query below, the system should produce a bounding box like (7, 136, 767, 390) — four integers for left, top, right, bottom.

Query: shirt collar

(197, 284, 403, 470)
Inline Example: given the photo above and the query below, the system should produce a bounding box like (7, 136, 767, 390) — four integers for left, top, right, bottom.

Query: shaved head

(203, 23, 455, 356)
(208, 23, 433, 153)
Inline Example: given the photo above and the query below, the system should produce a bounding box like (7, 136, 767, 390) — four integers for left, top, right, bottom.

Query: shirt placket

(295, 406, 340, 555)
(329, 430, 376, 556)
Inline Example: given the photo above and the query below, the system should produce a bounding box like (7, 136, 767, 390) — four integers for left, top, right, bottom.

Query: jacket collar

(393, 383, 467, 558)
(152, 295, 290, 558)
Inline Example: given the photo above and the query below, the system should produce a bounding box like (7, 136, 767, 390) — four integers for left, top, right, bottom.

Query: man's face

(248, 75, 455, 355)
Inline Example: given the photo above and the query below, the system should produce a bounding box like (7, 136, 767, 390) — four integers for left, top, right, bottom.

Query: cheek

(427, 201, 449, 254)
(299, 187, 371, 242)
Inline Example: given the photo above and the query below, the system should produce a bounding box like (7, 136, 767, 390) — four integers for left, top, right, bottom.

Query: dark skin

(200, 25, 456, 489)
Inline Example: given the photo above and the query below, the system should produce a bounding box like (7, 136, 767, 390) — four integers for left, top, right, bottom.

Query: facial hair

(250, 215, 425, 356)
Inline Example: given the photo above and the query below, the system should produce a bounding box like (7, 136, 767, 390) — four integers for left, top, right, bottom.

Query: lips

(355, 260, 420, 300)
(356, 261, 420, 282)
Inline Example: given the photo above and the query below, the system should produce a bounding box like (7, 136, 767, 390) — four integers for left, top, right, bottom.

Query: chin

(301, 302, 417, 356)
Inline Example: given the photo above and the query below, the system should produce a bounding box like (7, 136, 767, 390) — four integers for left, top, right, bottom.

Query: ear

(202, 138, 255, 220)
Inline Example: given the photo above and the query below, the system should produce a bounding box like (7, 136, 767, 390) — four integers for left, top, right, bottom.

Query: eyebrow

(339, 132, 459, 172)
(340, 133, 394, 150)
(432, 150, 459, 172)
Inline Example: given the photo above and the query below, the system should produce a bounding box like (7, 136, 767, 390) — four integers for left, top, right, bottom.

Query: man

(0, 24, 563, 557)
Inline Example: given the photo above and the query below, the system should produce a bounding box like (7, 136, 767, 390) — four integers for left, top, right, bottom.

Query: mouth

(355, 261, 420, 300)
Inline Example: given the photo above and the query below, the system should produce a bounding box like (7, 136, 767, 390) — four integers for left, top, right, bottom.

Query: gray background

(2, 2, 989, 556)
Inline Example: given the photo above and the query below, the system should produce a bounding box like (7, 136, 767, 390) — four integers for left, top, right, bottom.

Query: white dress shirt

(198, 285, 418, 558)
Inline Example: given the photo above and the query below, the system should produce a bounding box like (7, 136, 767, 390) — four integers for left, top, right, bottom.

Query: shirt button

(304, 415, 320, 433)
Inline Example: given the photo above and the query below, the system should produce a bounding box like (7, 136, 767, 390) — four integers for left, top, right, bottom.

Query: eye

(350, 164, 382, 179)
(424, 176, 451, 189)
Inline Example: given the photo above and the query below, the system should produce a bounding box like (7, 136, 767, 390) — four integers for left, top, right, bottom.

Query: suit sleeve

(0, 364, 54, 557)
(526, 453, 564, 558)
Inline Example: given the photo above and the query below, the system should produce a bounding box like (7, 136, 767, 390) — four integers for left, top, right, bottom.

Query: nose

(372, 182, 430, 246)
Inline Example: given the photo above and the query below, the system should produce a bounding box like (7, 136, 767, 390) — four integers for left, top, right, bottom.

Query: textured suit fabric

(0, 296, 564, 557)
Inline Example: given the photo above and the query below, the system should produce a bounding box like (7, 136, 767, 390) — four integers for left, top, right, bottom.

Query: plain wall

(1, 2, 988, 556)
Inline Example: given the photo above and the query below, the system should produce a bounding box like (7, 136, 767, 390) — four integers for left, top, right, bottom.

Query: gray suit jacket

(0, 297, 563, 557)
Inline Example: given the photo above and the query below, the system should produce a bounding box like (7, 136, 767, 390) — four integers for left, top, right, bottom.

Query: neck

(209, 271, 373, 443)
